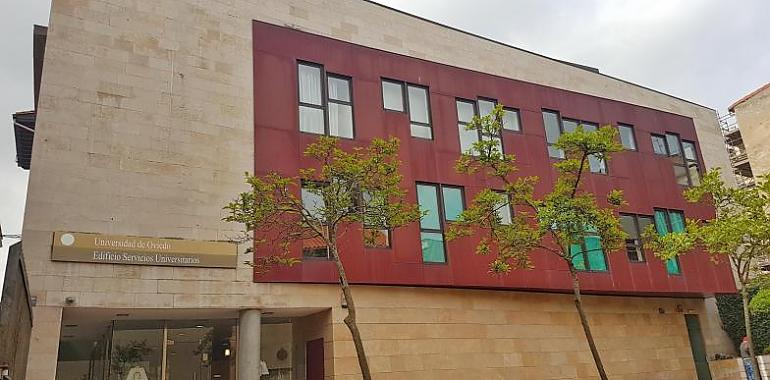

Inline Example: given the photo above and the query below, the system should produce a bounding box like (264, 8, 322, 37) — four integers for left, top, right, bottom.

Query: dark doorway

(685, 314, 712, 380)
(306, 338, 324, 380)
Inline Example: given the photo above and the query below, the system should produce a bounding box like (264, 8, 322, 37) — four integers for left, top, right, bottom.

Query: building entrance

(55, 308, 330, 380)
(56, 318, 237, 380)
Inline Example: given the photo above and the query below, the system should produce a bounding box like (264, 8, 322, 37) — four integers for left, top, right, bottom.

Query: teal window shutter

(570, 243, 586, 270)
(669, 211, 685, 232)
(654, 210, 669, 235)
(585, 236, 607, 272)
(655, 209, 684, 275)
(666, 258, 681, 275)
(420, 232, 445, 263)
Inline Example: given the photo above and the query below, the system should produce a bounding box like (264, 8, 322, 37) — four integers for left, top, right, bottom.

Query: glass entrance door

(107, 320, 236, 380)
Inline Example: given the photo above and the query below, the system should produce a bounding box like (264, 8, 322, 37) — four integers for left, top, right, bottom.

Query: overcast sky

(1, 0, 769, 288)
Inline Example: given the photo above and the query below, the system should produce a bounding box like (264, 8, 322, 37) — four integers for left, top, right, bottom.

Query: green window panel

(654, 209, 685, 275)
(420, 232, 445, 263)
(585, 236, 607, 271)
(570, 243, 586, 270)
(666, 258, 681, 275)
(416, 184, 440, 230)
(654, 210, 669, 234)
(669, 211, 685, 232)
(442, 187, 464, 221)
(570, 234, 607, 272)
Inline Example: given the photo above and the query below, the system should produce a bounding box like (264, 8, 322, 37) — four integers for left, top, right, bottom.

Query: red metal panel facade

(251, 21, 735, 296)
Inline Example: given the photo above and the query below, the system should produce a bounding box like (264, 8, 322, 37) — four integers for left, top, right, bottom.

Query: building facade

(726, 82, 770, 184)
(18, 0, 740, 379)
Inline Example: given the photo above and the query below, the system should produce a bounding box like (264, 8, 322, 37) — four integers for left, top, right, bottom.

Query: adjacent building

(13, 1, 741, 379)
(725, 82, 770, 185)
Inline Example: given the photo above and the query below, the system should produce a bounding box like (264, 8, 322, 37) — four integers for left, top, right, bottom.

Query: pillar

(26, 306, 62, 380)
(237, 309, 261, 380)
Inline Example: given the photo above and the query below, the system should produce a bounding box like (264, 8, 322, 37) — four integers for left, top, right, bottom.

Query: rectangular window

(381, 80, 404, 112)
(300, 185, 329, 258)
(298, 63, 325, 135)
(682, 141, 701, 186)
(362, 191, 391, 249)
(408, 85, 432, 139)
(457, 100, 478, 153)
(458, 98, 504, 155)
(502, 107, 522, 132)
(543, 110, 564, 159)
(620, 214, 654, 262)
(441, 186, 465, 222)
(656, 132, 700, 187)
(327, 75, 353, 138)
(651, 134, 667, 155)
(298, 62, 354, 138)
(543, 111, 606, 173)
(580, 122, 607, 174)
(665, 133, 681, 156)
(416, 183, 466, 263)
(417, 184, 445, 263)
(618, 124, 637, 150)
(653, 209, 684, 275)
(570, 229, 608, 272)
(381, 79, 432, 139)
(495, 192, 513, 225)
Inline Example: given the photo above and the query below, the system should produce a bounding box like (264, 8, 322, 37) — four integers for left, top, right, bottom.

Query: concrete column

(237, 309, 261, 380)
(26, 306, 62, 380)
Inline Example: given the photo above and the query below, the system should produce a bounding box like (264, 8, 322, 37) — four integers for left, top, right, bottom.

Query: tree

(644, 169, 770, 377)
(447, 105, 625, 380)
(224, 136, 422, 380)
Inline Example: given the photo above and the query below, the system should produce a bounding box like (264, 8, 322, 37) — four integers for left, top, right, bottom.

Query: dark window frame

(653, 208, 685, 276)
(297, 60, 355, 139)
(617, 123, 638, 151)
(651, 133, 668, 155)
(542, 109, 565, 159)
(553, 113, 608, 175)
(457, 97, 506, 155)
(570, 230, 610, 273)
(415, 182, 467, 264)
(363, 228, 392, 250)
(441, 184, 467, 222)
(492, 189, 513, 225)
(381, 78, 433, 139)
(619, 213, 654, 263)
(681, 139, 702, 185)
(654, 131, 701, 187)
(407, 83, 433, 140)
(299, 181, 332, 260)
(381, 78, 406, 113)
(502, 106, 523, 133)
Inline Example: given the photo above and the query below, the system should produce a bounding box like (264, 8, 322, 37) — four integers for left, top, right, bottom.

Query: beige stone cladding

(732, 85, 770, 177)
(32, 285, 731, 380)
(23, 0, 739, 378)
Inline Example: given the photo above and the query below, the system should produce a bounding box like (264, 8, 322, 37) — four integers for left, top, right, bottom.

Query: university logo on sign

(52, 232, 238, 268)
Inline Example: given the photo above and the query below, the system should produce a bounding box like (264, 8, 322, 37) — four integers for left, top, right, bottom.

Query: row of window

(299, 181, 684, 275)
(296, 62, 701, 186)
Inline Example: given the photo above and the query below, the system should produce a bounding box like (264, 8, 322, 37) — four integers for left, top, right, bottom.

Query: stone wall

(733, 85, 770, 178)
(326, 287, 728, 380)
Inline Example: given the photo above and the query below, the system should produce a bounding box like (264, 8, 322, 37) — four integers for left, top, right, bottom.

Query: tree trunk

(329, 240, 372, 380)
(569, 266, 609, 380)
(741, 286, 762, 380)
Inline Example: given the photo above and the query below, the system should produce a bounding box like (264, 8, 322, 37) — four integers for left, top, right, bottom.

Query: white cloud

(374, 0, 770, 111)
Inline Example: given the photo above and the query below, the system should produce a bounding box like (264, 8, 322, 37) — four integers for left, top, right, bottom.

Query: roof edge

(364, 0, 716, 113)
(728, 82, 770, 112)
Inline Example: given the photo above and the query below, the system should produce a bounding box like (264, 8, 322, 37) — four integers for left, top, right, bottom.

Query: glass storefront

(56, 319, 237, 380)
